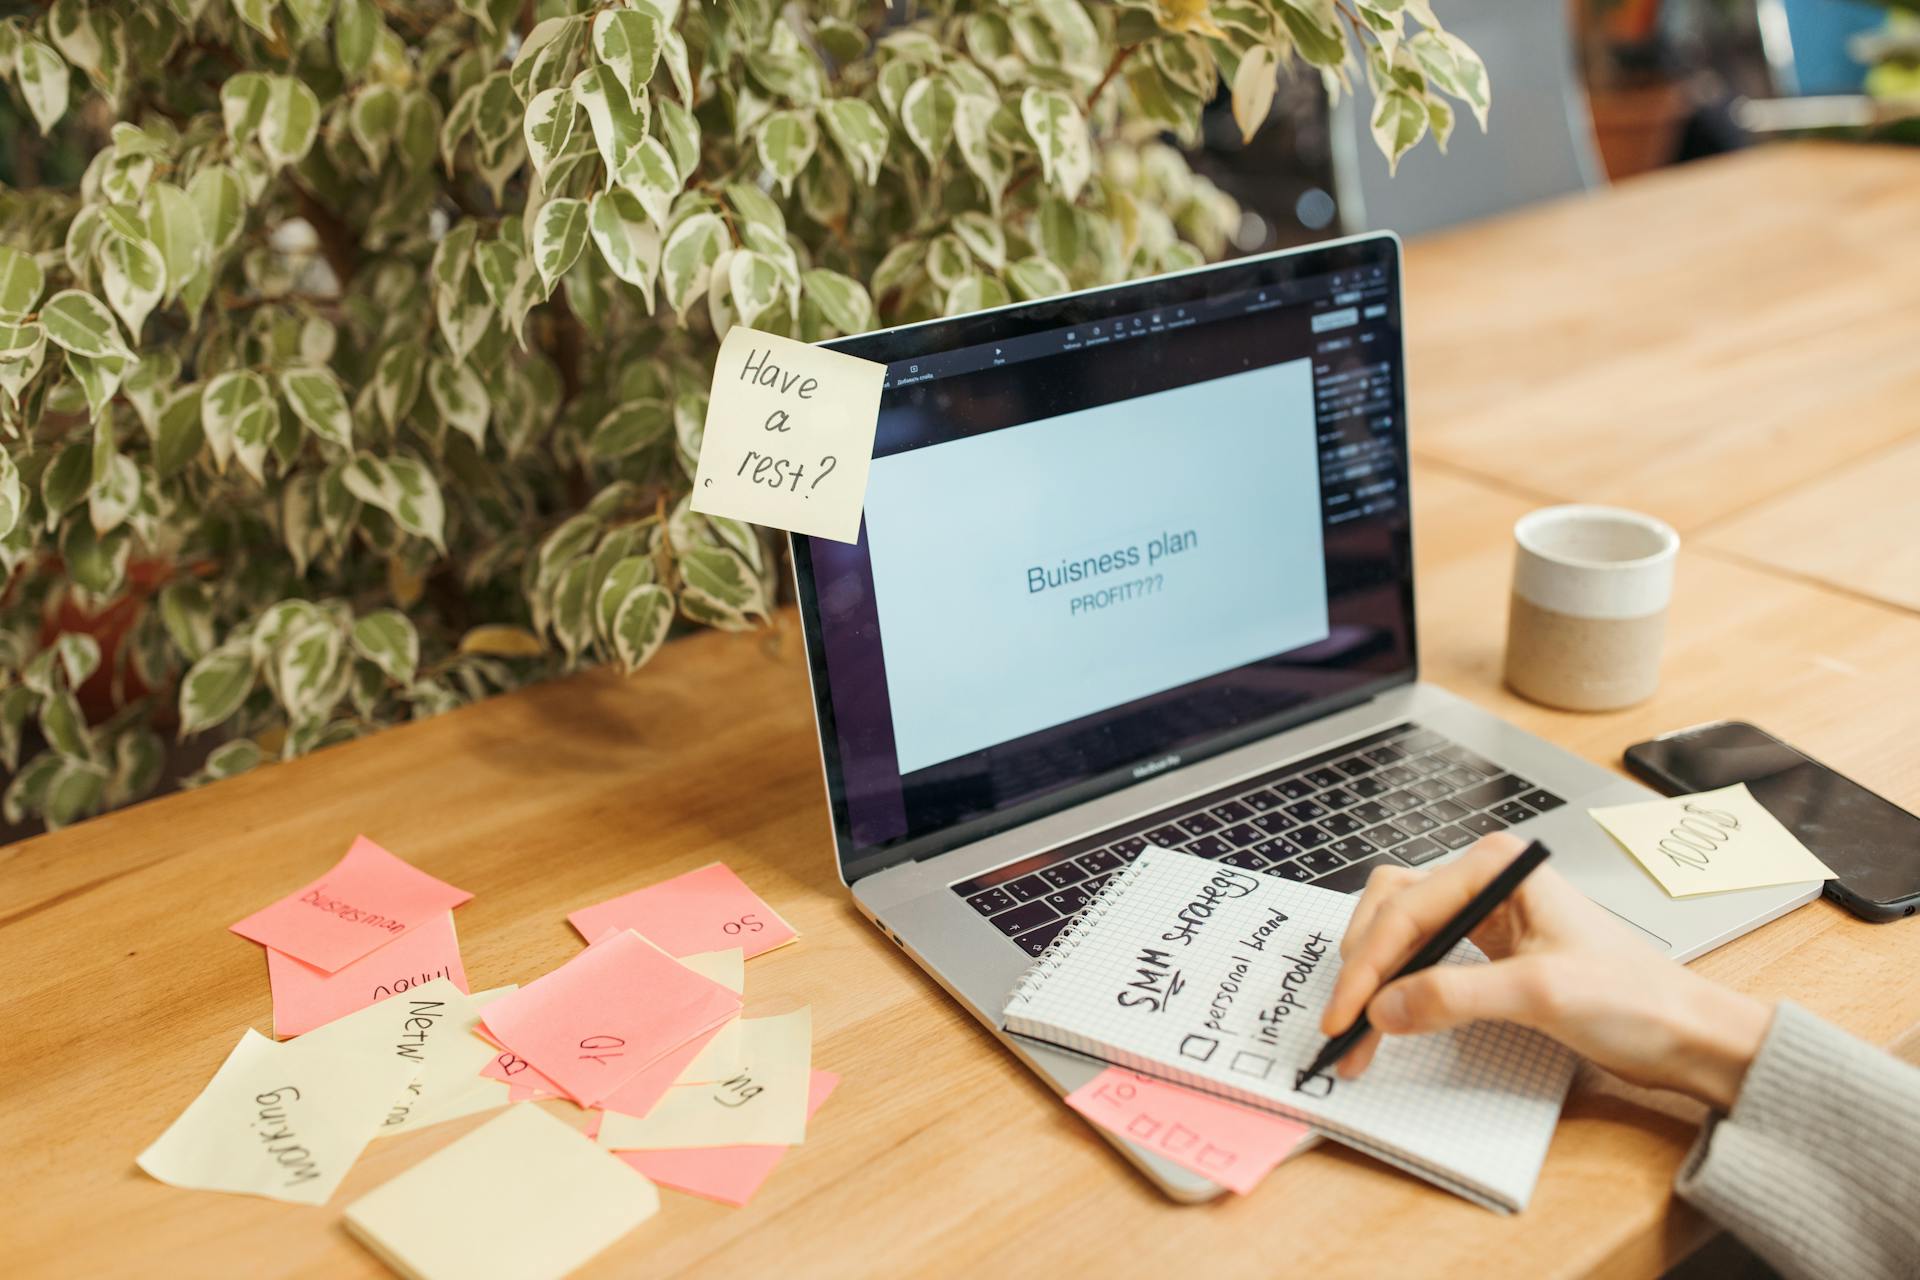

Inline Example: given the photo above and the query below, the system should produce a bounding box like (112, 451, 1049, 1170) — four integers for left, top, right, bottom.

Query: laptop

(788, 233, 1819, 1201)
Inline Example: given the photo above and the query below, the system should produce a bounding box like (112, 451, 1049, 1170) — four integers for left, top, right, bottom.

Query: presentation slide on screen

(862, 358, 1329, 775)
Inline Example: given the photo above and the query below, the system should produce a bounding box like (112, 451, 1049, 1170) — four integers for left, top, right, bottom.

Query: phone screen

(1631, 722, 1920, 909)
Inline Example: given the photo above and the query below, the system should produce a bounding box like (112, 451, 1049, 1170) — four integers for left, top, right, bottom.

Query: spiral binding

(1005, 857, 1152, 1009)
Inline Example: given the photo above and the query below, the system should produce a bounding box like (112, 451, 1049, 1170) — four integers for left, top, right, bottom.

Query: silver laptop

(789, 234, 1819, 1201)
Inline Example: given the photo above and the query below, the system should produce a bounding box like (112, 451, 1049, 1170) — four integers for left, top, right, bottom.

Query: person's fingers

(1323, 835, 1528, 1034)
(1340, 863, 1422, 960)
(1334, 1028, 1383, 1079)
(1368, 954, 1562, 1037)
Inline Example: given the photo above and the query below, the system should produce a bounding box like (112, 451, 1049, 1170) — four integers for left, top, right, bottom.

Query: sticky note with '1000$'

(568, 863, 797, 960)
(1589, 782, 1836, 898)
(137, 1028, 418, 1205)
(599, 1007, 813, 1150)
(268, 910, 469, 1038)
(478, 929, 741, 1107)
(231, 836, 472, 973)
(1064, 1068, 1312, 1195)
(691, 326, 885, 543)
(344, 1105, 659, 1280)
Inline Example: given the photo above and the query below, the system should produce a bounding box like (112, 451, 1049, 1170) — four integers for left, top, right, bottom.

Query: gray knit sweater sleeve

(1674, 1000, 1920, 1280)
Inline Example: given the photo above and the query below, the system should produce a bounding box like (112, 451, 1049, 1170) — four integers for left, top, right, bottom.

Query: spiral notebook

(1002, 847, 1575, 1212)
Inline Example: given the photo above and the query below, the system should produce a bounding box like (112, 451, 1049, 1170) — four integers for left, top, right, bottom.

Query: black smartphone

(1624, 721, 1920, 923)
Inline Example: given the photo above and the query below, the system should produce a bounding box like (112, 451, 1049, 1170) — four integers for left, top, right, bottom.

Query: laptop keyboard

(950, 722, 1564, 957)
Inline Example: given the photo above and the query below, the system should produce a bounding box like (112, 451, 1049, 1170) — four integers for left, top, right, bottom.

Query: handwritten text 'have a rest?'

(692, 327, 885, 544)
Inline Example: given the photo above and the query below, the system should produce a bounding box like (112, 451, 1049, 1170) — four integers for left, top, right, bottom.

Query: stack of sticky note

(139, 841, 832, 1277)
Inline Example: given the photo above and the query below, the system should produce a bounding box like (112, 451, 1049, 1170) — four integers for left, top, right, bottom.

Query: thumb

(1368, 957, 1555, 1036)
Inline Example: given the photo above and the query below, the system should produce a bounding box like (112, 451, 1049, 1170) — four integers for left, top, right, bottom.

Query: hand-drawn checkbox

(1179, 1034, 1218, 1062)
(1196, 1143, 1236, 1171)
(1161, 1122, 1199, 1153)
(1125, 1114, 1161, 1141)
(1231, 1050, 1275, 1079)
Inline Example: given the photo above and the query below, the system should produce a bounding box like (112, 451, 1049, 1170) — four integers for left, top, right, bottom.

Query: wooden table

(5, 142, 1920, 1280)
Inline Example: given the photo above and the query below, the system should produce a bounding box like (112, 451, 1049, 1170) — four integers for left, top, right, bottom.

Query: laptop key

(1304, 767, 1345, 789)
(1428, 798, 1471, 823)
(1363, 744, 1405, 765)
(1312, 853, 1400, 894)
(1396, 728, 1446, 752)
(1038, 862, 1087, 890)
(1327, 837, 1375, 862)
(1275, 778, 1315, 801)
(1362, 824, 1409, 850)
(1220, 850, 1268, 871)
(966, 887, 1016, 915)
(1398, 836, 1446, 865)
(1186, 835, 1231, 858)
(1493, 800, 1536, 825)
(1221, 823, 1263, 848)
(1390, 811, 1439, 836)
(1292, 826, 1331, 849)
(1252, 836, 1302, 861)
(1112, 835, 1149, 856)
(1409, 778, 1452, 801)
(1320, 812, 1364, 837)
(1145, 824, 1185, 848)
(990, 901, 1058, 937)
(1406, 754, 1450, 777)
(1438, 745, 1501, 775)
(1014, 917, 1071, 956)
(1265, 859, 1316, 882)
(1349, 776, 1388, 799)
(1431, 824, 1477, 850)
(1320, 786, 1359, 810)
(1437, 768, 1483, 792)
(1284, 799, 1328, 822)
(1335, 757, 1374, 779)
(1243, 788, 1284, 812)
(1521, 789, 1565, 813)
(1044, 884, 1091, 915)
(1462, 812, 1508, 836)
(1297, 848, 1345, 877)
(1209, 800, 1254, 825)
(1177, 813, 1222, 837)
(1454, 774, 1532, 810)
(1379, 789, 1422, 814)
(1005, 874, 1050, 903)
(1077, 848, 1122, 875)
(1349, 800, 1393, 826)
(1377, 764, 1419, 786)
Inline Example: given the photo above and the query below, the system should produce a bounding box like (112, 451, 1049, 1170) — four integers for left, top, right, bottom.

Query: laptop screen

(794, 235, 1416, 882)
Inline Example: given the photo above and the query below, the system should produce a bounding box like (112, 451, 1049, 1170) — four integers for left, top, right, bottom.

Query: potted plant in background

(0, 0, 1488, 831)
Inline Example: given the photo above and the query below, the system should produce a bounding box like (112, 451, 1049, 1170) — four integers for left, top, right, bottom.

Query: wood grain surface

(4, 142, 1919, 1280)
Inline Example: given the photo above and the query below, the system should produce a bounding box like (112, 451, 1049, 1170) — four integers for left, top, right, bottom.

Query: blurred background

(1187, 0, 1920, 252)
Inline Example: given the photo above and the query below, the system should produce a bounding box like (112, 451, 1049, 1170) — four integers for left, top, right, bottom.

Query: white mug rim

(1515, 504, 1679, 573)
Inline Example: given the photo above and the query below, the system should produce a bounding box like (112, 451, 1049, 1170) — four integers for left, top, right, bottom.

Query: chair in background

(1330, 0, 1605, 238)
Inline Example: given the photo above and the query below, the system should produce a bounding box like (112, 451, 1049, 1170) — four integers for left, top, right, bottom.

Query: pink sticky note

(230, 837, 472, 973)
(481, 1047, 564, 1099)
(478, 930, 741, 1107)
(599, 1021, 731, 1118)
(267, 912, 469, 1038)
(618, 1071, 839, 1207)
(1064, 1069, 1310, 1195)
(567, 863, 797, 959)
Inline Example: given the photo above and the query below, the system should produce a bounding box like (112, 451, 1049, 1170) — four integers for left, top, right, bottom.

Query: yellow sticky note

(298, 978, 504, 1138)
(344, 1105, 658, 1280)
(137, 1028, 416, 1205)
(1590, 783, 1835, 898)
(690, 327, 885, 543)
(376, 985, 518, 1137)
(677, 947, 745, 994)
(599, 1008, 812, 1150)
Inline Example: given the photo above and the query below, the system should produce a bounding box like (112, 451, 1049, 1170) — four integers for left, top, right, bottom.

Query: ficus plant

(0, 0, 1487, 830)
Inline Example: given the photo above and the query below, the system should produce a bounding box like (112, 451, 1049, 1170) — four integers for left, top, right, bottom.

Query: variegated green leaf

(335, 0, 377, 76)
(17, 39, 70, 135)
(820, 98, 888, 185)
(350, 609, 418, 684)
(532, 197, 589, 292)
(653, 95, 699, 181)
(275, 619, 345, 722)
(587, 188, 662, 306)
(753, 110, 816, 197)
(261, 75, 322, 170)
(586, 398, 670, 459)
(0, 450, 21, 540)
(373, 344, 424, 431)
(155, 385, 204, 478)
(1370, 86, 1429, 174)
(187, 165, 247, 255)
(0, 245, 45, 320)
(522, 85, 577, 179)
(349, 82, 400, 168)
(427, 355, 489, 448)
(660, 211, 727, 321)
(1020, 87, 1092, 201)
(1006, 255, 1071, 301)
(383, 455, 446, 551)
(159, 580, 215, 661)
(279, 366, 354, 450)
(100, 232, 165, 336)
(141, 183, 206, 299)
(613, 136, 679, 231)
(951, 211, 1006, 271)
(41, 290, 130, 359)
(727, 251, 784, 331)
(202, 369, 276, 478)
(221, 70, 271, 143)
(802, 269, 872, 335)
(1231, 44, 1280, 144)
(89, 450, 139, 535)
(594, 553, 654, 640)
(550, 557, 596, 660)
(611, 581, 673, 670)
(65, 350, 130, 422)
(1409, 28, 1490, 129)
(901, 76, 956, 167)
(592, 9, 661, 110)
(177, 642, 254, 736)
(945, 274, 1011, 316)
(572, 63, 648, 172)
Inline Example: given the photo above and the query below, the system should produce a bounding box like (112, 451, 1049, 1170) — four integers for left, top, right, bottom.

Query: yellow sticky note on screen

(599, 1008, 813, 1150)
(1589, 783, 1835, 898)
(691, 327, 885, 543)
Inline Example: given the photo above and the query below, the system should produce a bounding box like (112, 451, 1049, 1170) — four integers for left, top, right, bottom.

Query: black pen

(1296, 839, 1552, 1090)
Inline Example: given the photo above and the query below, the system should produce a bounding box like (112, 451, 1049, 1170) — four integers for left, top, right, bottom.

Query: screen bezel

(792, 232, 1417, 886)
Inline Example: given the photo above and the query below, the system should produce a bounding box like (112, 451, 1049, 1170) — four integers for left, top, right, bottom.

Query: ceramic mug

(1503, 505, 1680, 712)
